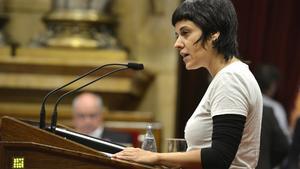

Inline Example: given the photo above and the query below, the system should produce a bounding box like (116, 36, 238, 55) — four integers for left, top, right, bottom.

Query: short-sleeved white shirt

(184, 61, 263, 169)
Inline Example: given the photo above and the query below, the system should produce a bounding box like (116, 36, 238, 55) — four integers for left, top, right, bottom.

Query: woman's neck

(207, 54, 237, 77)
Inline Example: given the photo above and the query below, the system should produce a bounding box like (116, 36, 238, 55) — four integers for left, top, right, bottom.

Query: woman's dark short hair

(172, 0, 239, 61)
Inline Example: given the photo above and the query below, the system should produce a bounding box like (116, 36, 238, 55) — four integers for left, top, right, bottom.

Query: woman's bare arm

(113, 148, 202, 169)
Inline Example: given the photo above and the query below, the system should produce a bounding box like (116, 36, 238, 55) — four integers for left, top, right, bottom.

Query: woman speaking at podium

(113, 0, 263, 168)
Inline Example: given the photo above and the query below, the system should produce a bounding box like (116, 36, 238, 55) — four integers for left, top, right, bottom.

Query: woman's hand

(112, 147, 159, 165)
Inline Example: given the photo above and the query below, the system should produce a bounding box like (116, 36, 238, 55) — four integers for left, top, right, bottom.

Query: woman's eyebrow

(179, 26, 189, 31)
(174, 26, 189, 36)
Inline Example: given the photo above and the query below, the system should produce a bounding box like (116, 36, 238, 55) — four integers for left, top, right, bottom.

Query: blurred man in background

(254, 64, 290, 139)
(72, 92, 132, 145)
(254, 64, 291, 169)
(256, 106, 289, 169)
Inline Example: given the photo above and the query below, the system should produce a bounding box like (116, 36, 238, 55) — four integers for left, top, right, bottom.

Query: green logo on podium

(12, 157, 24, 169)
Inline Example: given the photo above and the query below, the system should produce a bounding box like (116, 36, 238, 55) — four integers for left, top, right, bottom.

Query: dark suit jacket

(101, 128, 133, 145)
(256, 106, 289, 169)
(287, 118, 300, 169)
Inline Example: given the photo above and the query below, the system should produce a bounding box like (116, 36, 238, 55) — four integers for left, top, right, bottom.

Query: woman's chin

(185, 63, 199, 70)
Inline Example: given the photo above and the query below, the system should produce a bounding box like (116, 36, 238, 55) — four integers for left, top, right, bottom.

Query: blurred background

(0, 0, 299, 153)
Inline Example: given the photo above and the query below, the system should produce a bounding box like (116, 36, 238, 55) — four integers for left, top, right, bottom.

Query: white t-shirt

(184, 61, 263, 169)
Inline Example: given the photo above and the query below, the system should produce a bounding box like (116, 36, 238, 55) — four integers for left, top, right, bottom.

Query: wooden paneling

(0, 48, 154, 114)
(0, 73, 132, 93)
(0, 116, 159, 169)
(0, 47, 9, 56)
(0, 142, 157, 169)
(0, 102, 154, 122)
(16, 48, 128, 64)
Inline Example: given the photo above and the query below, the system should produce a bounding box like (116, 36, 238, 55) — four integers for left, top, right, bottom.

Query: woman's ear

(210, 32, 220, 48)
(211, 32, 220, 42)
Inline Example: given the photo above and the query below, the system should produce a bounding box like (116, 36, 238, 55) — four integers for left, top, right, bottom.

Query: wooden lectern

(0, 116, 160, 169)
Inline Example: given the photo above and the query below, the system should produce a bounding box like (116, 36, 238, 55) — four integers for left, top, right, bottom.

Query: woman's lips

(183, 54, 190, 63)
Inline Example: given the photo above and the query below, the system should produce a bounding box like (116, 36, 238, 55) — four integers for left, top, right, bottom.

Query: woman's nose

(174, 37, 184, 49)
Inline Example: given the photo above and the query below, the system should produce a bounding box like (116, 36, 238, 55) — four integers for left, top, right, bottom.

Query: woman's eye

(181, 30, 189, 36)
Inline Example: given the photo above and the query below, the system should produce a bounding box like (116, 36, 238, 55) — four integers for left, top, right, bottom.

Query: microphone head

(127, 63, 144, 70)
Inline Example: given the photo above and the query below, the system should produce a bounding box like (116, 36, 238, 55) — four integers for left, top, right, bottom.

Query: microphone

(127, 63, 144, 70)
(39, 62, 143, 129)
(49, 64, 144, 131)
